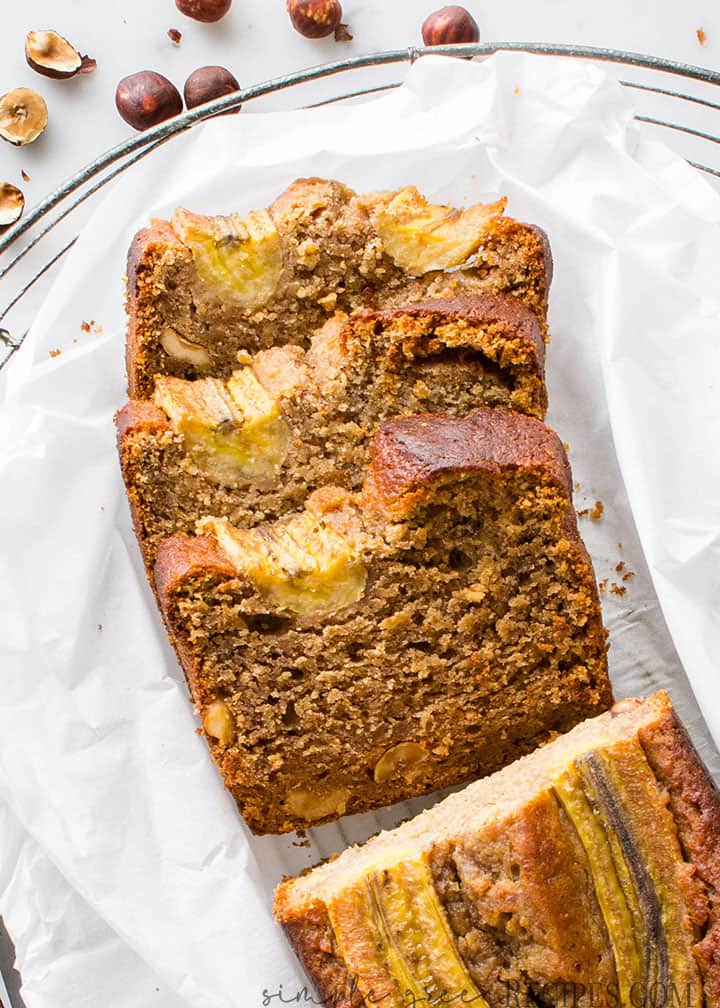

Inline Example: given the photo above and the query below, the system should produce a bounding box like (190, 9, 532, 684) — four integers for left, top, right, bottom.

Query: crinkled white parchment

(0, 53, 719, 1008)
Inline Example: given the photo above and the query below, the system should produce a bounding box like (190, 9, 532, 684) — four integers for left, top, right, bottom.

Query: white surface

(1, 51, 720, 1008)
(0, 0, 719, 201)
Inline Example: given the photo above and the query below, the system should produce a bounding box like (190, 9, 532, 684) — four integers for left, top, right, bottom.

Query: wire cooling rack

(1, 39, 720, 374)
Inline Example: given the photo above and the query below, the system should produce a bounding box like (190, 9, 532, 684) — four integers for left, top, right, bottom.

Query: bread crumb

(168, 27, 182, 44)
(49, 348, 61, 358)
(81, 321, 91, 333)
(622, 571, 635, 583)
(611, 583, 627, 597)
(98, 623, 103, 632)
(81, 319, 103, 335)
(513, 86, 520, 96)
(598, 578, 608, 594)
(697, 27, 708, 45)
(21, 169, 30, 183)
(589, 500, 604, 521)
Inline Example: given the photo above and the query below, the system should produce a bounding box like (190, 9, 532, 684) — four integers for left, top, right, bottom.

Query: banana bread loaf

(155, 408, 610, 834)
(126, 178, 552, 396)
(117, 295, 547, 575)
(274, 692, 719, 1008)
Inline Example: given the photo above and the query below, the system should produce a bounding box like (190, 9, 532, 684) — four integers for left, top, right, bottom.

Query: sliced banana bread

(118, 295, 547, 576)
(155, 408, 610, 834)
(126, 178, 552, 396)
(274, 692, 719, 1008)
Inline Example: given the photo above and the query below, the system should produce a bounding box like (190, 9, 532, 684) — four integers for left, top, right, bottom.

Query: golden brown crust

(126, 220, 190, 399)
(376, 292, 545, 368)
(154, 533, 237, 602)
(362, 406, 571, 520)
(115, 399, 169, 439)
(639, 710, 720, 1005)
(275, 897, 363, 1008)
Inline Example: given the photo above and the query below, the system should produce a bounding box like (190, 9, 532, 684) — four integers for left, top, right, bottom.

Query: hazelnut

(203, 700, 236, 746)
(25, 30, 96, 79)
(287, 0, 343, 39)
(115, 72, 183, 131)
(422, 6, 480, 45)
(175, 0, 232, 23)
(160, 326, 211, 367)
(373, 742, 429, 784)
(0, 89, 48, 147)
(286, 784, 350, 822)
(0, 183, 25, 229)
(184, 66, 241, 111)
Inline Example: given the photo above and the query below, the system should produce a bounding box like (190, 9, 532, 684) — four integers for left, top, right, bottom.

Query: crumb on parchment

(578, 500, 604, 521)
(697, 28, 708, 45)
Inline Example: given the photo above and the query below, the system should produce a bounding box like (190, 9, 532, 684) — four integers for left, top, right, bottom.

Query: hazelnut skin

(184, 66, 241, 110)
(287, 0, 343, 39)
(25, 30, 96, 80)
(115, 72, 183, 131)
(175, 0, 232, 22)
(422, 6, 480, 45)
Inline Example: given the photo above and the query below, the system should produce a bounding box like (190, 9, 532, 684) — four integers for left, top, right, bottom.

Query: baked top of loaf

(155, 407, 610, 834)
(117, 295, 548, 575)
(274, 692, 720, 1008)
(126, 178, 552, 397)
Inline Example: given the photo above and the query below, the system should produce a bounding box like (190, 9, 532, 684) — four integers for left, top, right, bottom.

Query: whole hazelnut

(422, 6, 480, 45)
(287, 0, 343, 39)
(184, 66, 241, 111)
(175, 0, 232, 22)
(115, 72, 183, 131)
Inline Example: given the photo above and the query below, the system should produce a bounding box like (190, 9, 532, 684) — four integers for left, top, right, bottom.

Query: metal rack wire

(1, 40, 720, 372)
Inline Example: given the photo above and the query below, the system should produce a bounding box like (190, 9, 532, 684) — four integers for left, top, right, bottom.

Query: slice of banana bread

(274, 692, 719, 1008)
(126, 178, 552, 396)
(154, 407, 610, 834)
(117, 295, 547, 576)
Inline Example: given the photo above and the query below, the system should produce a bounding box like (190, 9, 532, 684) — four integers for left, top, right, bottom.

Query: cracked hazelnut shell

(287, 0, 343, 39)
(0, 183, 25, 228)
(115, 72, 183, 131)
(25, 30, 96, 79)
(184, 66, 241, 110)
(422, 6, 480, 45)
(0, 89, 48, 147)
(175, 0, 232, 22)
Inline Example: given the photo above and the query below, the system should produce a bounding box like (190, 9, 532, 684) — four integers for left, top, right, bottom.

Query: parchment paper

(0, 53, 718, 1008)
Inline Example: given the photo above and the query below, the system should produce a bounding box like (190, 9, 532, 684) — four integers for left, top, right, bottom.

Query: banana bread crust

(363, 408, 571, 520)
(639, 710, 720, 1004)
